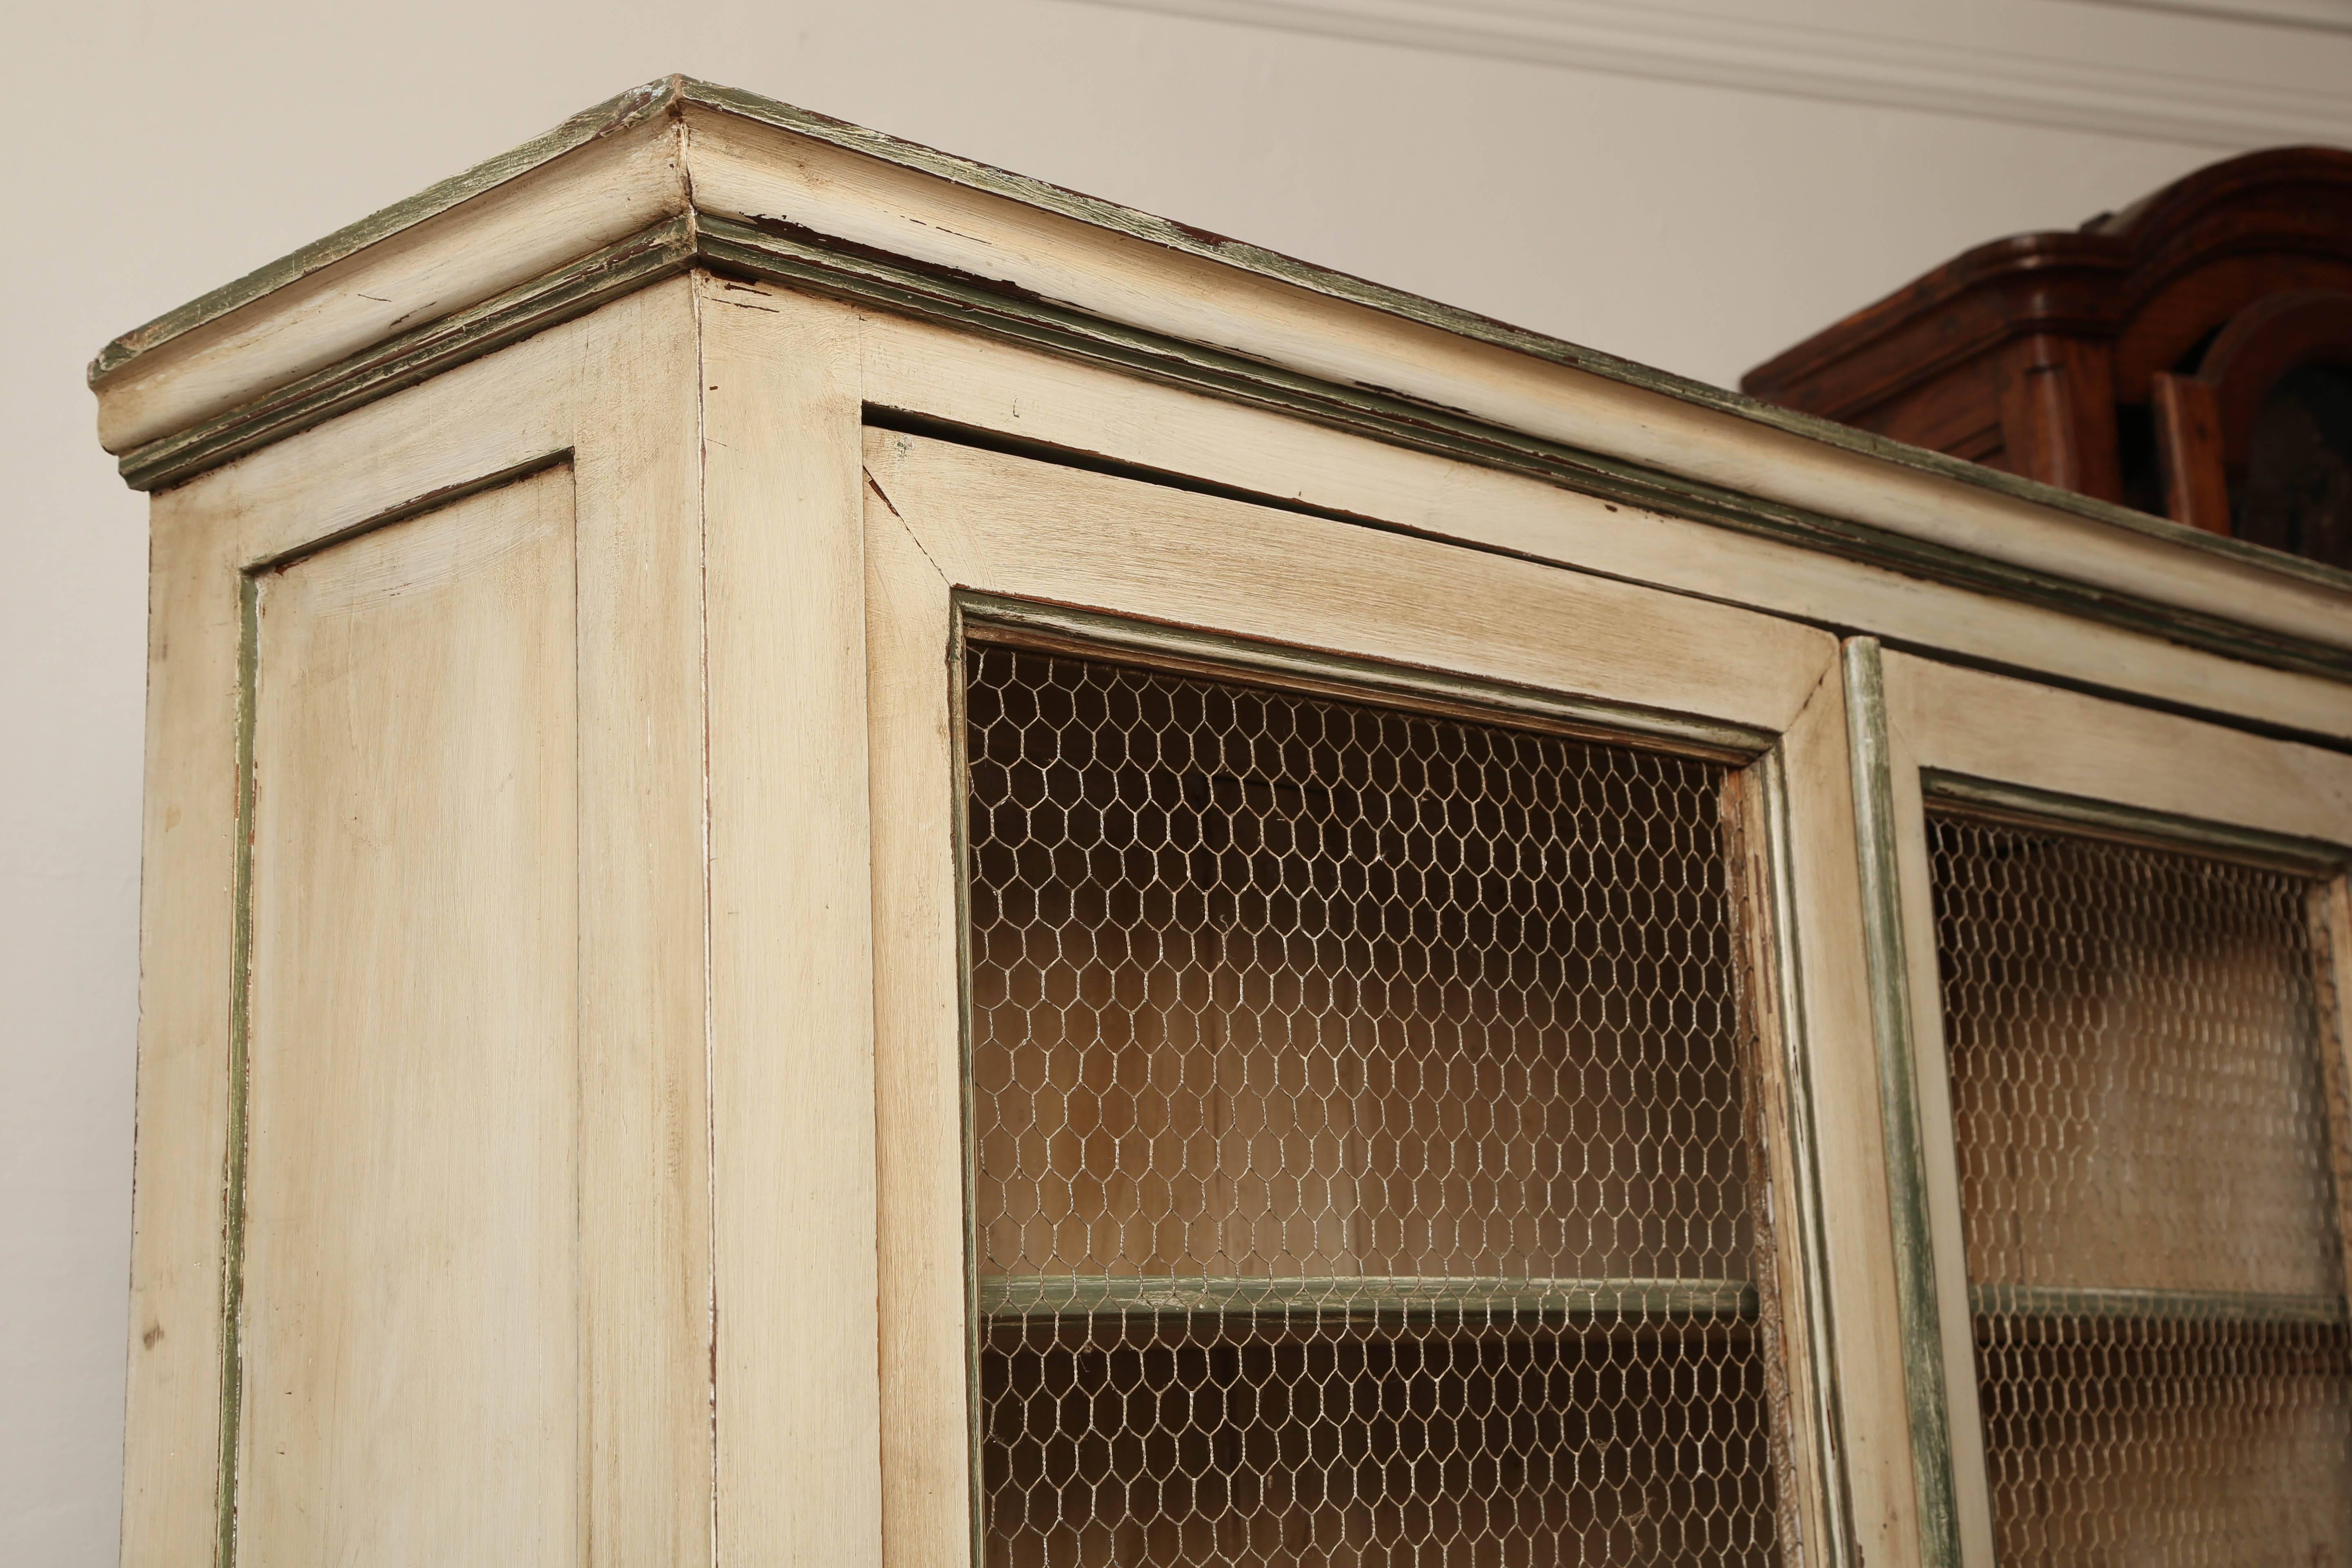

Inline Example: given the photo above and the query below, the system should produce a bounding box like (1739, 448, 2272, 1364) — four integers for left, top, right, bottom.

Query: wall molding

(1076, 0, 2352, 148)
(2067, 0, 2352, 36)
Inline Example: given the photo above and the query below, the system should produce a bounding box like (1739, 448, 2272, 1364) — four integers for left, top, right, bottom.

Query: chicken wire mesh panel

(962, 640, 1792, 1567)
(1926, 809, 2352, 1566)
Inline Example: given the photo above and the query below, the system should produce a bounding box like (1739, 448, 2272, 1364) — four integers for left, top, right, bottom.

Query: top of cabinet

(87, 76, 2352, 677)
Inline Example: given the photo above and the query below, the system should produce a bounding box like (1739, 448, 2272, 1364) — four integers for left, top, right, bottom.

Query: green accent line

(978, 1274, 1759, 1321)
(120, 219, 696, 492)
(109, 198, 2352, 697)
(1756, 748, 1859, 1567)
(1840, 638, 1962, 1568)
(1921, 769, 2352, 874)
(87, 78, 2352, 615)
(1969, 1283, 2350, 1327)
(216, 576, 261, 1568)
(89, 78, 681, 385)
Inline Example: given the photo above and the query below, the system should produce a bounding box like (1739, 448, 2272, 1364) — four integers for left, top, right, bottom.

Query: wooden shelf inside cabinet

(1969, 1283, 2351, 1329)
(978, 1274, 1761, 1323)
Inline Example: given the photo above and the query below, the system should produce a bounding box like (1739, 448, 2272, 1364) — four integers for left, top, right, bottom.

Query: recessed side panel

(237, 467, 581, 1566)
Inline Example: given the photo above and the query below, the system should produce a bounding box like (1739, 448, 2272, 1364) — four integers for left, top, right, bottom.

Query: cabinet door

(1853, 644, 2352, 1568)
(862, 428, 1908, 1568)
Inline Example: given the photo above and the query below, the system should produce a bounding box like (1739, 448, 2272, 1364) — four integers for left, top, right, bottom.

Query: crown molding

(92, 79, 2352, 694)
(2064, 0, 2352, 36)
(1076, 0, 2352, 149)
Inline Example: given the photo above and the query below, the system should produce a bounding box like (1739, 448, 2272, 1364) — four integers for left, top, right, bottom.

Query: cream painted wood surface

(1771, 664, 1918, 1568)
(858, 425, 1911, 1564)
(857, 316, 2352, 743)
(685, 100, 2352, 650)
(864, 498, 971, 1568)
(120, 482, 249, 1568)
(92, 84, 2352, 672)
(240, 469, 581, 1567)
(1874, 649, 2352, 1568)
(860, 429, 1833, 738)
(93, 121, 686, 453)
(114, 253, 2352, 1568)
(121, 281, 715, 1568)
(699, 278, 885, 1566)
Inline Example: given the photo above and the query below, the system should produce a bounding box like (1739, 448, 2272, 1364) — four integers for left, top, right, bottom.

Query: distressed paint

(1840, 637, 1962, 1568)
(1920, 767, 2352, 871)
(92, 79, 2352, 602)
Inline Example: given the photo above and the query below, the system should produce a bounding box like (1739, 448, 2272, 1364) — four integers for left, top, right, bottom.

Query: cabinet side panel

(121, 497, 246, 1568)
(236, 468, 581, 1566)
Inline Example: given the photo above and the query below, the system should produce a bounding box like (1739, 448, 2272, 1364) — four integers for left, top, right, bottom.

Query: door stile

(1840, 639, 1967, 1568)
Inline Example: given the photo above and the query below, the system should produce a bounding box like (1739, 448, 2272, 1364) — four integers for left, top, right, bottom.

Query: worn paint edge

(92, 76, 2352, 604)
(704, 216, 2352, 682)
(942, 600, 990, 1568)
(1920, 768, 2352, 871)
(121, 219, 698, 492)
(214, 576, 261, 1568)
(89, 78, 682, 385)
(1839, 638, 1962, 1568)
(1755, 746, 1859, 1568)
(955, 591, 1776, 760)
(120, 211, 2352, 693)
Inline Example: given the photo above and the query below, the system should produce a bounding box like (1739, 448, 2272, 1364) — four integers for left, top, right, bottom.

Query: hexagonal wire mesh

(1925, 807, 2352, 1564)
(960, 637, 1799, 1566)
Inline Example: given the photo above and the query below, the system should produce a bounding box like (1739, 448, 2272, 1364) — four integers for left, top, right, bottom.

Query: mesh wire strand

(963, 642, 1792, 1566)
(1927, 811, 2352, 1566)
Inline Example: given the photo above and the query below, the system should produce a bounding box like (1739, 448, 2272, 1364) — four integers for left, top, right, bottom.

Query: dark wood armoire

(1744, 147, 2352, 568)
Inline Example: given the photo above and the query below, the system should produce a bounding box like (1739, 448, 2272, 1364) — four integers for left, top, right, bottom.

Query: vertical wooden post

(2152, 372, 2234, 537)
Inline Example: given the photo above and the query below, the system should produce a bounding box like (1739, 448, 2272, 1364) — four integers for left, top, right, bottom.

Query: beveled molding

(93, 77, 2352, 686)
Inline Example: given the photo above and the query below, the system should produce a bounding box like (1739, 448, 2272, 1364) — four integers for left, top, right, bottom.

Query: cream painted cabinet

(92, 78, 2352, 1568)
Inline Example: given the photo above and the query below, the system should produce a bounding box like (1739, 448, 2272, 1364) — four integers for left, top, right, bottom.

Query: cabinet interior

(962, 639, 1791, 1565)
(1927, 808, 2352, 1564)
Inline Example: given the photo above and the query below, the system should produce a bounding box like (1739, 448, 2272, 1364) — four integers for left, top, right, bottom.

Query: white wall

(7, 0, 2344, 1560)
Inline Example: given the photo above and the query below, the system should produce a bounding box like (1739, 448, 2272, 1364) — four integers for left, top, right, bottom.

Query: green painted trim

(1921, 769, 2352, 873)
(955, 591, 1775, 760)
(944, 603, 990, 1568)
(978, 1274, 1759, 1321)
(127, 208, 2352, 693)
(121, 219, 696, 492)
(710, 212, 2352, 684)
(94, 76, 2352, 608)
(1968, 1283, 2350, 1327)
(1840, 639, 1962, 1568)
(89, 78, 681, 386)
(1754, 748, 1859, 1567)
(216, 577, 261, 1568)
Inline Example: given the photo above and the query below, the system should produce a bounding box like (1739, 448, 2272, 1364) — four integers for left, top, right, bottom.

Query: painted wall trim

(1075, 0, 2352, 148)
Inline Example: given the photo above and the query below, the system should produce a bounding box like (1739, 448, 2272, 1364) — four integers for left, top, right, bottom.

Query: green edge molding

(114, 205, 2352, 704)
(216, 578, 261, 1568)
(1967, 1283, 2349, 1327)
(1840, 638, 1963, 1568)
(1755, 748, 1860, 1568)
(1922, 768, 2352, 873)
(976, 1274, 1760, 1321)
(93, 76, 2352, 615)
(88, 78, 681, 385)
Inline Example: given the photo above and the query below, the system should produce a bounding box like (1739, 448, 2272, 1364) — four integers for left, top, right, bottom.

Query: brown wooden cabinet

(1743, 147, 2352, 568)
